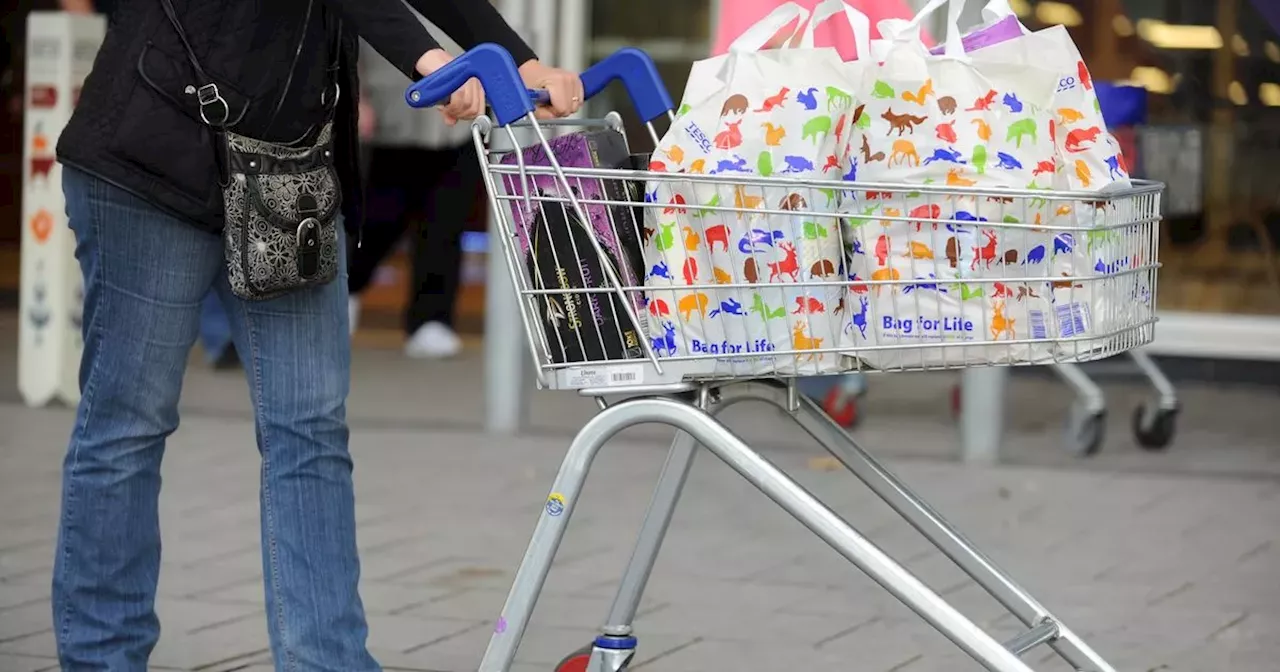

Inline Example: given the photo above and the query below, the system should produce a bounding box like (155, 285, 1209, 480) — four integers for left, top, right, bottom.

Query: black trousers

(349, 143, 481, 333)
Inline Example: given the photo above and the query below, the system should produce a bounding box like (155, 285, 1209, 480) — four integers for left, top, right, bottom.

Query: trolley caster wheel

(554, 644, 594, 672)
(1132, 401, 1177, 451)
(1065, 405, 1106, 457)
(823, 387, 860, 429)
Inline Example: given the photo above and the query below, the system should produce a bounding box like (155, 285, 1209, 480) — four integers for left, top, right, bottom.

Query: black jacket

(56, 0, 535, 234)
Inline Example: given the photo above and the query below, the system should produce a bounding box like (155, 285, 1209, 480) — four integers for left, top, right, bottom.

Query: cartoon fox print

(882, 109, 927, 136)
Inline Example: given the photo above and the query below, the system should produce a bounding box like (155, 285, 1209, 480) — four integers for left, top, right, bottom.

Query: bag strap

(728, 2, 811, 53)
(157, 0, 342, 129)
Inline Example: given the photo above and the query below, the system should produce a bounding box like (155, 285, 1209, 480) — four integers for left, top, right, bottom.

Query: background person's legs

(215, 228, 379, 671)
(347, 146, 414, 334)
(53, 168, 224, 671)
(404, 143, 478, 359)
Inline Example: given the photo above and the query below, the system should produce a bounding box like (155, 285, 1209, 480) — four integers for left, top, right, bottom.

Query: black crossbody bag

(159, 0, 343, 300)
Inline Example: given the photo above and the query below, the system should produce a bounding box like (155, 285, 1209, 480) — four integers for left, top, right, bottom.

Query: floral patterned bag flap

(221, 124, 342, 300)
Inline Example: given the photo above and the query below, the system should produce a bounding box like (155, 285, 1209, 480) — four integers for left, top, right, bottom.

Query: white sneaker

(348, 297, 361, 336)
(405, 321, 462, 359)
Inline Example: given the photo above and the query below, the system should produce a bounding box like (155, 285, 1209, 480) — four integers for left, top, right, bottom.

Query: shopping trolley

(406, 44, 1164, 672)
(1050, 83, 1178, 456)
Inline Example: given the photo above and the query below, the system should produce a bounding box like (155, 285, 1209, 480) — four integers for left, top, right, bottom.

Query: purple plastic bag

(928, 15, 1024, 55)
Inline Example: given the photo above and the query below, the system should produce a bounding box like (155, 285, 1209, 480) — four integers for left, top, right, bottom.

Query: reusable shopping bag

(841, 0, 1068, 368)
(643, 3, 862, 376)
(965, 0, 1145, 346)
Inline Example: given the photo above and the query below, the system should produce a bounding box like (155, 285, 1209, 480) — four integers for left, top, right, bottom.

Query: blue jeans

(52, 167, 378, 671)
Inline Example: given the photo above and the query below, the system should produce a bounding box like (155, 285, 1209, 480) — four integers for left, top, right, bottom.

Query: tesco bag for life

(843, 0, 1070, 369)
(643, 2, 863, 376)
(964, 0, 1144, 347)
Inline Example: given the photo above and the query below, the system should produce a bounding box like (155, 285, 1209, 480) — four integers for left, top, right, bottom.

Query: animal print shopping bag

(643, 2, 861, 377)
(842, 0, 1068, 369)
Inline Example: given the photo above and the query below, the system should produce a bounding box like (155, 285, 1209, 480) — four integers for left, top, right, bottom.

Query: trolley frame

(483, 380, 1112, 672)
(404, 43, 1158, 672)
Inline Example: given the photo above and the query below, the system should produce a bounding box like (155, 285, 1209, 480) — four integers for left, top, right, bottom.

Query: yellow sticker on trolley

(545, 493, 566, 517)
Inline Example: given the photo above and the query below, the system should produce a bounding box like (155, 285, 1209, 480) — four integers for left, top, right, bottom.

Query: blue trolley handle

(405, 44, 674, 126)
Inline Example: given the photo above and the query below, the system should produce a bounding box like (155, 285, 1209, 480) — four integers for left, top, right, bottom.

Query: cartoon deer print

(733, 185, 764, 212)
(767, 242, 800, 282)
(990, 301, 1016, 341)
(651, 321, 677, 357)
(850, 296, 869, 338)
(971, 230, 998, 270)
(889, 139, 920, 167)
(946, 168, 977, 187)
(791, 323, 824, 361)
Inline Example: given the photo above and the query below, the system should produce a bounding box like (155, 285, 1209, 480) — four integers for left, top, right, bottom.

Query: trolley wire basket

(406, 43, 1163, 672)
(434, 65, 1164, 393)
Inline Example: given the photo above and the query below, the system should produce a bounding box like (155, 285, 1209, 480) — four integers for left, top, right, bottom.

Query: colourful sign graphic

(29, 209, 54, 243)
(29, 85, 58, 109)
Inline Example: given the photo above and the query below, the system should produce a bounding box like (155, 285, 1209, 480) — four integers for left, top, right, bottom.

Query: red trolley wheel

(554, 644, 593, 672)
(823, 387, 859, 428)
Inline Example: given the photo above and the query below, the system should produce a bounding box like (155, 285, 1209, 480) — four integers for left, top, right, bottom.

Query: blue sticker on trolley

(546, 493, 566, 517)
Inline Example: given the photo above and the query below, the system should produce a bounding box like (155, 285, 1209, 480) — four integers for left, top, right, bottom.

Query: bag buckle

(197, 83, 230, 126)
(295, 194, 322, 280)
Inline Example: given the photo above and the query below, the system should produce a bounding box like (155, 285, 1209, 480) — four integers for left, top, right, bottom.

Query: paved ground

(3, 311, 1280, 671)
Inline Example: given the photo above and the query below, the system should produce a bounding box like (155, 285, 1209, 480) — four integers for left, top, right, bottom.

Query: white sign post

(17, 12, 104, 408)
